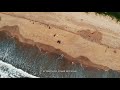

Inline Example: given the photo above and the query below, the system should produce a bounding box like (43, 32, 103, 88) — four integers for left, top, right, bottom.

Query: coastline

(0, 29, 120, 78)
(0, 12, 120, 74)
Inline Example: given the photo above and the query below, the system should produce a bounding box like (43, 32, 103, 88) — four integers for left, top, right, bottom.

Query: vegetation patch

(96, 12, 120, 22)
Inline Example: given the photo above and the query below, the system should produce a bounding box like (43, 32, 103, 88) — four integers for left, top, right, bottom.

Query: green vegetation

(96, 12, 120, 22)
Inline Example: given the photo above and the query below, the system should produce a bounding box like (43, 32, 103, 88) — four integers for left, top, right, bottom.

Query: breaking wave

(0, 60, 38, 78)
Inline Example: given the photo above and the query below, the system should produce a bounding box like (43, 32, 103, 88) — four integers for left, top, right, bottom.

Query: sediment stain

(78, 30, 102, 44)
(77, 56, 109, 71)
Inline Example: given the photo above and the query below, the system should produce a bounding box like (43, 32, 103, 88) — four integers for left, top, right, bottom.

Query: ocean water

(0, 60, 38, 78)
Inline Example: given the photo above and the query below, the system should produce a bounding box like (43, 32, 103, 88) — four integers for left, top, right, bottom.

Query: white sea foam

(0, 60, 39, 78)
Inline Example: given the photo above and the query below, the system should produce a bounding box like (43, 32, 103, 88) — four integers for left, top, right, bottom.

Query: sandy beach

(0, 12, 120, 72)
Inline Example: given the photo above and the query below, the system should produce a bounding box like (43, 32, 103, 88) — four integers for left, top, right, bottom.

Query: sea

(0, 60, 38, 78)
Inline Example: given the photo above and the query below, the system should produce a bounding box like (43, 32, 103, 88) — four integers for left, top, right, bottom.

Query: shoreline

(0, 26, 110, 71)
(0, 12, 120, 72)
(0, 29, 120, 78)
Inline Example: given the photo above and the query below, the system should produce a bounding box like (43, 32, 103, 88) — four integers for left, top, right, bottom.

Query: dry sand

(0, 12, 120, 71)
